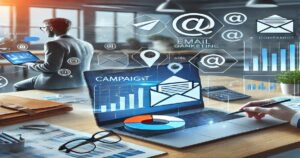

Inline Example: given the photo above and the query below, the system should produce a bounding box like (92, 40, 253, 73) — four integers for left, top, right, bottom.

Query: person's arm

(241, 99, 299, 128)
(25, 41, 65, 73)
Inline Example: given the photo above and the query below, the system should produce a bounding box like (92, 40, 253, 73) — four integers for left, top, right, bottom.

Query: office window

(30, 7, 81, 45)
(30, 7, 53, 44)
(116, 12, 135, 43)
(56, 9, 80, 38)
(0, 6, 12, 38)
(95, 11, 135, 43)
(95, 11, 115, 43)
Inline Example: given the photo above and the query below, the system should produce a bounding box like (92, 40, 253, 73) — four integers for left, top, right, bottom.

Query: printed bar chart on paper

(244, 40, 300, 72)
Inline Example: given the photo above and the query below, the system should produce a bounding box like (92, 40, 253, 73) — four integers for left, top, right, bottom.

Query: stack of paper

(1, 121, 165, 158)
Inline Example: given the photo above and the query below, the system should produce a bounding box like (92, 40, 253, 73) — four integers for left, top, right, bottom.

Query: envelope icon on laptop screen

(257, 15, 294, 33)
(98, 52, 129, 68)
(150, 76, 200, 107)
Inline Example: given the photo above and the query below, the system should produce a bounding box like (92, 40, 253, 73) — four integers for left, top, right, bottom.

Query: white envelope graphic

(150, 76, 200, 107)
(98, 52, 128, 68)
(257, 15, 293, 33)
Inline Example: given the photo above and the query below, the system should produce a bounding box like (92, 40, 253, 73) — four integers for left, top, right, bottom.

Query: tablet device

(1, 51, 40, 65)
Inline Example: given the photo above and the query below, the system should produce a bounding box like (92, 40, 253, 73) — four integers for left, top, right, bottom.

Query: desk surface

(2, 76, 300, 158)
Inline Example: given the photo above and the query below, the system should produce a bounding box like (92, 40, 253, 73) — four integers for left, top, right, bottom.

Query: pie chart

(124, 115, 185, 134)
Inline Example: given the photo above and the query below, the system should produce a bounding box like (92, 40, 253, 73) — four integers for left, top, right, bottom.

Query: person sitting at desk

(242, 99, 300, 128)
(14, 18, 94, 91)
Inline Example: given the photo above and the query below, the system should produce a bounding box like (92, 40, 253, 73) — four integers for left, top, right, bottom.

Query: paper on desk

(43, 94, 90, 104)
(272, 96, 300, 111)
(1, 121, 165, 158)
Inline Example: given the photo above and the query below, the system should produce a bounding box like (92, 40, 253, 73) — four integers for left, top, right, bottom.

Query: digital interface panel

(1, 51, 39, 65)
(84, 63, 203, 123)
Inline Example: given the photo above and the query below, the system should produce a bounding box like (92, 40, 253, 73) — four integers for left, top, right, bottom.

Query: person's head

(41, 18, 72, 37)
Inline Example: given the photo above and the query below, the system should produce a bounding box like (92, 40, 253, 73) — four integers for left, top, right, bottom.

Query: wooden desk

(2, 76, 300, 158)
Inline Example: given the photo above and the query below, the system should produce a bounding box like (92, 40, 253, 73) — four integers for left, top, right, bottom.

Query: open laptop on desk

(84, 63, 285, 148)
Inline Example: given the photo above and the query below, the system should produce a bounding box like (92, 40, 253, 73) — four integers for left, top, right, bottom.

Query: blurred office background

(1, 0, 300, 92)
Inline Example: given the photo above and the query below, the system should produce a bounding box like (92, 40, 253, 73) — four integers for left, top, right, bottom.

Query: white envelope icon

(150, 76, 200, 107)
(98, 52, 129, 68)
(257, 15, 293, 33)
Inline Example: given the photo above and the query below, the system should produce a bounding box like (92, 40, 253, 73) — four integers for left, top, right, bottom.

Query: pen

(227, 99, 291, 115)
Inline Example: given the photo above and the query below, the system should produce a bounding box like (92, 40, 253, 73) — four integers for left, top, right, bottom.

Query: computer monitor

(84, 63, 203, 124)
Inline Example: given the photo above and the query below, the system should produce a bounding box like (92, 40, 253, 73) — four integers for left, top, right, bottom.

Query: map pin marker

(140, 50, 160, 67)
(168, 63, 183, 74)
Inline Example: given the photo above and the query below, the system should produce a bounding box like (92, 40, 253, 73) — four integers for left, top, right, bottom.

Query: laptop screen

(84, 63, 203, 124)
(1, 51, 40, 65)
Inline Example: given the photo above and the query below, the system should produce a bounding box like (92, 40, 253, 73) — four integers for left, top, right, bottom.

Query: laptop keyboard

(115, 110, 244, 138)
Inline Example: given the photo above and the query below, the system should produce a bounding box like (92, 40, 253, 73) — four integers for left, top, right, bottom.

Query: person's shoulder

(79, 40, 94, 50)
(45, 40, 63, 47)
(78, 39, 92, 46)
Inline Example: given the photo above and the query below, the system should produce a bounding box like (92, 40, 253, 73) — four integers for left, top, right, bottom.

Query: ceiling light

(246, 0, 278, 8)
(156, 0, 185, 13)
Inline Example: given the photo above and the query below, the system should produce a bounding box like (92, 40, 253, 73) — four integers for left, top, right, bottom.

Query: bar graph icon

(96, 86, 145, 113)
(120, 97, 126, 110)
(271, 53, 277, 71)
(243, 75, 278, 94)
(262, 48, 268, 71)
(245, 82, 277, 91)
(290, 44, 296, 71)
(244, 40, 299, 72)
(281, 49, 287, 71)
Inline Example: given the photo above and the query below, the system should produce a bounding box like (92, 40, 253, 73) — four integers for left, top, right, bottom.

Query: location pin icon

(168, 63, 183, 74)
(140, 50, 160, 67)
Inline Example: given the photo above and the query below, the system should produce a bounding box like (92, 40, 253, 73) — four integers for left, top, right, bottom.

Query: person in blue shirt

(242, 99, 300, 128)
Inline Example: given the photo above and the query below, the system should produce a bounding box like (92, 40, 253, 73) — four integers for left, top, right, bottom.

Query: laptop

(1, 51, 40, 65)
(84, 63, 285, 148)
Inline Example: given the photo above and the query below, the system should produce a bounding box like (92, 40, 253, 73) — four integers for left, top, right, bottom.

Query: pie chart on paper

(124, 115, 185, 134)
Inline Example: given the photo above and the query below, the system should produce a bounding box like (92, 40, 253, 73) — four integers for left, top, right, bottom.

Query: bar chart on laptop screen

(244, 39, 299, 72)
(94, 85, 149, 113)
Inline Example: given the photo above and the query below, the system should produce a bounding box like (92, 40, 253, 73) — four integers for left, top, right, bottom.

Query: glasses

(39, 26, 47, 32)
(58, 130, 122, 154)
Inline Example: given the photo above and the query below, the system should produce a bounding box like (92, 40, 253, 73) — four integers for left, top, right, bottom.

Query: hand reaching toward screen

(241, 99, 297, 121)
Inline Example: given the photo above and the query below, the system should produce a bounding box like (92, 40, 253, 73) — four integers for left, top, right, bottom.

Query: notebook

(0, 95, 73, 126)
